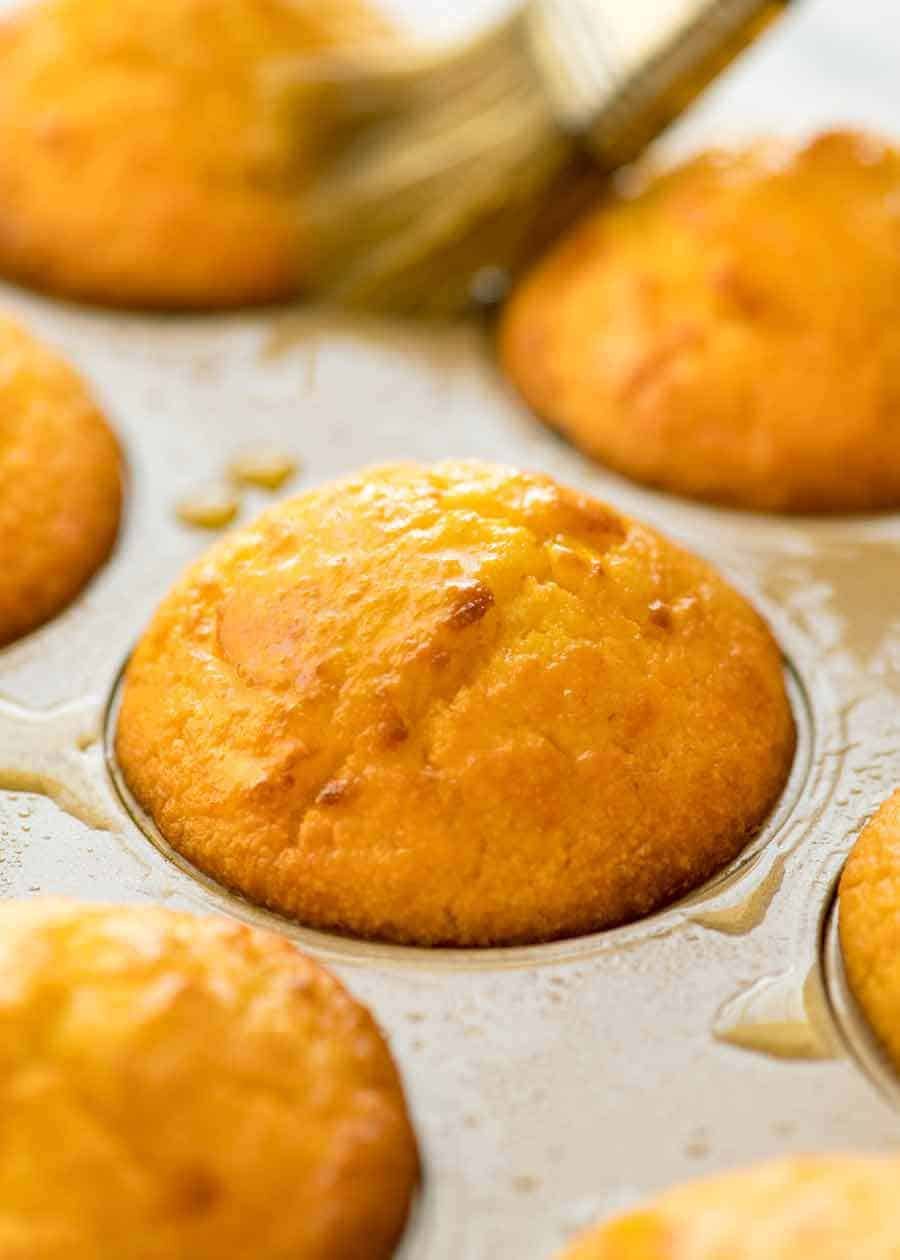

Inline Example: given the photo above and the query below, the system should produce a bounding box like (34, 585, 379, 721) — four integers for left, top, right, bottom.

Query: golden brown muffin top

(0, 312, 122, 646)
(501, 131, 900, 513)
(0, 0, 390, 308)
(0, 899, 418, 1260)
(840, 787, 900, 1068)
(561, 1154, 900, 1259)
(116, 460, 794, 947)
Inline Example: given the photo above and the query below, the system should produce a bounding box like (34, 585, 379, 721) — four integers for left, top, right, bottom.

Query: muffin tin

(2, 0, 900, 1255)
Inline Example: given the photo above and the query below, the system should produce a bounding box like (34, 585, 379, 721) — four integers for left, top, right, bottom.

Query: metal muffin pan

(2, 0, 900, 1256)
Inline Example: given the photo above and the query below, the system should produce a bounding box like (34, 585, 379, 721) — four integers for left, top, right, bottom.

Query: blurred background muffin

(0, 313, 122, 646)
(0, 899, 418, 1260)
(839, 787, 900, 1069)
(501, 130, 900, 514)
(559, 1154, 900, 1258)
(116, 459, 795, 947)
(0, 0, 390, 309)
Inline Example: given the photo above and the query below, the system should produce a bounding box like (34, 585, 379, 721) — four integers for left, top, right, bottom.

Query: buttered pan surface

(0, 0, 900, 1256)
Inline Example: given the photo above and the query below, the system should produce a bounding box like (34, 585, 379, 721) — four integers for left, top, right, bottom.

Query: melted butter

(229, 447, 299, 491)
(0, 696, 116, 832)
(691, 851, 787, 936)
(714, 965, 838, 1061)
(718, 1018, 825, 1060)
(176, 486, 239, 530)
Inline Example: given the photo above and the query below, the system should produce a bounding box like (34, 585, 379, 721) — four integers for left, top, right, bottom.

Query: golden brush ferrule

(528, 0, 792, 169)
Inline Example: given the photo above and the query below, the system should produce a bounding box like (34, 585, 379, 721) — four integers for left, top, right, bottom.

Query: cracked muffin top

(0, 0, 390, 309)
(500, 130, 900, 513)
(839, 787, 900, 1069)
(116, 460, 795, 946)
(0, 899, 418, 1260)
(0, 312, 122, 647)
(559, 1154, 900, 1259)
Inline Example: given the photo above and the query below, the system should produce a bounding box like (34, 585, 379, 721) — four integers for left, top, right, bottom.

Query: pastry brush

(303, 0, 792, 316)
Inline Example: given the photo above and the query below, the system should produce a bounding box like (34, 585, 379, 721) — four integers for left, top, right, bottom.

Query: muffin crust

(0, 899, 418, 1260)
(560, 1154, 900, 1259)
(0, 0, 389, 308)
(501, 131, 900, 513)
(116, 460, 794, 946)
(0, 313, 122, 646)
(840, 787, 900, 1068)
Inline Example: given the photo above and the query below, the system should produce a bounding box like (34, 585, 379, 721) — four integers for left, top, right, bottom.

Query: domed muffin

(839, 787, 900, 1067)
(116, 460, 795, 947)
(560, 1154, 900, 1259)
(0, 899, 418, 1260)
(501, 131, 900, 514)
(0, 313, 122, 647)
(0, 0, 390, 309)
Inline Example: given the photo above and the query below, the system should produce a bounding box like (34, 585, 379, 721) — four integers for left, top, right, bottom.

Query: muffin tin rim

(822, 891, 900, 1110)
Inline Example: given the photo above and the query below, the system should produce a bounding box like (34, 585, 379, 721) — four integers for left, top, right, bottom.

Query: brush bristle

(303, 12, 578, 316)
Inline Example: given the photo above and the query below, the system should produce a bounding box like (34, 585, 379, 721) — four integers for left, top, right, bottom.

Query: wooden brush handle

(529, 0, 793, 169)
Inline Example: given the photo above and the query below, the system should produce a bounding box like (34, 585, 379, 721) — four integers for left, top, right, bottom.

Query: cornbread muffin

(560, 1154, 900, 1259)
(0, 899, 418, 1260)
(839, 788, 900, 1068)
(501, 130, 900, 513)
(116, 460, 795, 947)
(0, 0, 389, 308)
(0, 313, 122, 647)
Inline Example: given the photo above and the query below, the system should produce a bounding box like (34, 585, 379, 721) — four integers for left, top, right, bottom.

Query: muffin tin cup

(103, 652, 816, 969)
(822, 897, 900, 1111)
(3, 1, 900, 1252)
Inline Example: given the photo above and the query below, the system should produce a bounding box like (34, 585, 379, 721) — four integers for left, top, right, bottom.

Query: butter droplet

(176, 486, 240, 530)
(691, 851, 788, 936)
(229, 447, 299, 491)
(714, 966, 838, 1061)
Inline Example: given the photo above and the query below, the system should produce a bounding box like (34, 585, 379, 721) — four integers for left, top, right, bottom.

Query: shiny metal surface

(1, 1, 899, 1256)
(530, 0, 790, 163)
